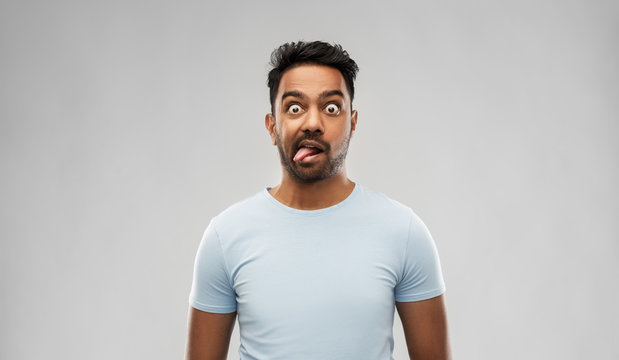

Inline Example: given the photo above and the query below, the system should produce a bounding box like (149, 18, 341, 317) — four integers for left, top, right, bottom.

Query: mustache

(292, 133, 330, 152)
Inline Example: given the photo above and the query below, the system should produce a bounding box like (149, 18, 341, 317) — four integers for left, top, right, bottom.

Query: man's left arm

(396, 294, 451, 360)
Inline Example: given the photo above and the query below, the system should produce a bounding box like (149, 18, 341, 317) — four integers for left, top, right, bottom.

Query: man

(186, 41, 450, 360)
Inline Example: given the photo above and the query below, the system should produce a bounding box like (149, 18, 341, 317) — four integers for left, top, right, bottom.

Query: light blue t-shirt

(189, 183, 445, 360)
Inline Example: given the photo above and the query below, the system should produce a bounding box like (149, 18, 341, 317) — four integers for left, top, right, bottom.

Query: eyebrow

(320, 90, 344, 99)
(281, 90, 345, 102)
(281, 91, 305, 101)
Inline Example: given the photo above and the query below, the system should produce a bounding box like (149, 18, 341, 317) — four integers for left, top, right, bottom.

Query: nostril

(303, 130, 322, 135)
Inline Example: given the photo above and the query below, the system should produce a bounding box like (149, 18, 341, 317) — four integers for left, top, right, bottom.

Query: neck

(268, 170, 355, 210)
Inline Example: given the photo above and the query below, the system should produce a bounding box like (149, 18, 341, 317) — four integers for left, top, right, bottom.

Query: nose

(301, 107, 324, 134)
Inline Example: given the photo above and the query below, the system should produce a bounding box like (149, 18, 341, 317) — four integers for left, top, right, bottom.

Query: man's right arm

(185, 307, 237, 360)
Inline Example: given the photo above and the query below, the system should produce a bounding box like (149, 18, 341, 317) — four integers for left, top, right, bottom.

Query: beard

(275, 131, 351, 183)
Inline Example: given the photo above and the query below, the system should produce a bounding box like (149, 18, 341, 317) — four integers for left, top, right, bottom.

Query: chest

(225, 224, 405, 317)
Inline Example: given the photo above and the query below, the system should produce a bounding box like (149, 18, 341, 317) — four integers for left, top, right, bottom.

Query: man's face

(265, 64, 358, 183)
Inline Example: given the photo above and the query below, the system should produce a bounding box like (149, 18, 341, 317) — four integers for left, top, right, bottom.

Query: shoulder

(356, 183, 417, 222)
(209, 189, 270, 234)
(355, 184, 432, 241)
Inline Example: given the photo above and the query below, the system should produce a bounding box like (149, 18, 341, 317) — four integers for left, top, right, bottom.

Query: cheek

(331, 122, 352, 140)
(274, 124, 294, 147)
(277, 122, 296, 139)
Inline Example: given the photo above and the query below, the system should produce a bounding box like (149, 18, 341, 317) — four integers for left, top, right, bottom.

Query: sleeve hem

(395, 287, 446, 302)
(189, 299, 237, 314)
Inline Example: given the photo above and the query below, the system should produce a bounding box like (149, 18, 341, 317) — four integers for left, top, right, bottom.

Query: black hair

(267, 41, 359, 114)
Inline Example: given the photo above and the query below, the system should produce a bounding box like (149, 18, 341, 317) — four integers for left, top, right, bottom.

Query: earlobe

(265, 113, 277, 145)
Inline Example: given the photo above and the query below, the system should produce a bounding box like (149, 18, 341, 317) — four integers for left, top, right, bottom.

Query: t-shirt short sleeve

(394, 210, 446, 302)
(189, 219, 237, 313)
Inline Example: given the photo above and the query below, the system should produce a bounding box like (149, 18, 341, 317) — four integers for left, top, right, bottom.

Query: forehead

(277, 64, 349, 100)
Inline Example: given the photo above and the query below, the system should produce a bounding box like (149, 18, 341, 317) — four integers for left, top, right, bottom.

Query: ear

(265, 113, 277, 145)
(350, 109, 358, 133)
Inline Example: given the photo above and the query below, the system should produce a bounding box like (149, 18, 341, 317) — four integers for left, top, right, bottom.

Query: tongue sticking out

(294, 147, 322, 162)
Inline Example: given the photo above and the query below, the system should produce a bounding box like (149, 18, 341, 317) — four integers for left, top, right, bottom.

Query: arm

(185, 307, 237, 360)
(396, 295, 451, 360)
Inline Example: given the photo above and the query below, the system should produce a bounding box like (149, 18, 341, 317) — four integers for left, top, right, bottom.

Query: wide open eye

(287, 104, 302, 115)
(324, 103, 341, 115)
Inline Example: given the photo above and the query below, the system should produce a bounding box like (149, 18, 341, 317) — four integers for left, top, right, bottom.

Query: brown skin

(185, 308, 236, 360)
(397, 295, 451, 360)
(265, 64, 358, 209)
(186, 64, 450, 359)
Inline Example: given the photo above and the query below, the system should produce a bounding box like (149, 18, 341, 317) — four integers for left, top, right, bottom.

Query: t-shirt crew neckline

(263, 182, 360, 216)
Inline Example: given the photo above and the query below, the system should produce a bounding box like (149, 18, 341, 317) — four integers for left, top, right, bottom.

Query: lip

(296, 140, 325, 152)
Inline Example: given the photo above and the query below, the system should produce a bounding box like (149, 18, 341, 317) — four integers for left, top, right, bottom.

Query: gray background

(1, 0, 617, 359)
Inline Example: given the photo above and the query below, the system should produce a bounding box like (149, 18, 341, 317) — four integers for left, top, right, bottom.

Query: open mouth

(293, 145, 324, 162)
